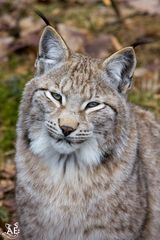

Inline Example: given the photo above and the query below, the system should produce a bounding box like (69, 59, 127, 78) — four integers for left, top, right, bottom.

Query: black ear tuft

(35, 9, 51, 26)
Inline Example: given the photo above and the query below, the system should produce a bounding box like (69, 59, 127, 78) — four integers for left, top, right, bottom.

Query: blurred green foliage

(0, 206, 9, 223)
(0, 77, 25, 155)
(0, 54, 32, 162)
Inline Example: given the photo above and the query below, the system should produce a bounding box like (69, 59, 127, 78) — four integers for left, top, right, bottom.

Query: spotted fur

(16, 26, 160, 240)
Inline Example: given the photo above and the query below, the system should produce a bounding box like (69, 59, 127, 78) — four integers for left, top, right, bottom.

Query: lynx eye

(85, 101, 100, 109)
(50, 92, 62, 103)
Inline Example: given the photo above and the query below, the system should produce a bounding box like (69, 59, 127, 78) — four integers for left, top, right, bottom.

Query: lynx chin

(16, 25, 160, 240)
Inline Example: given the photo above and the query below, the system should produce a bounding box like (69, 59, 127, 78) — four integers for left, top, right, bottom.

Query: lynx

(15, 26, 160, 240)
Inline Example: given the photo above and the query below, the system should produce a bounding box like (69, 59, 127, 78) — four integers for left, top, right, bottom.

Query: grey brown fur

(15, 26, 160, 240)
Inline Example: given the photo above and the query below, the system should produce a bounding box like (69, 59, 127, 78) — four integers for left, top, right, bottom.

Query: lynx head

(21, 26, 136, 168)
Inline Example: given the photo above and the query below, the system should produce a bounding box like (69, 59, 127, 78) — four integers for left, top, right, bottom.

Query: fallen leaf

(85, 34, 122, 58)
(103, 0, 111, 6)
(57, 24, 89, 52)
(0, 14, 16, 31)
(127, 0, 160, 15)
(0, 180, 14, 193)
(134, 67, 160, 93)
(0, 36, 15, 61)
(20, 17, 43, 37)
(0, 161, 16, 179)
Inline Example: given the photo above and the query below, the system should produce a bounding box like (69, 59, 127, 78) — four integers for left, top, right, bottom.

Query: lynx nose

(60, 126, 75, 136)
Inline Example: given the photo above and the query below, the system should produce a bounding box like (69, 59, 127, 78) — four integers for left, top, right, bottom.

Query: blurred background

(0, 0, 160, 234)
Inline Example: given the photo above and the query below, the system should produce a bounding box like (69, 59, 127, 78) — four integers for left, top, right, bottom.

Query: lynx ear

(35, 26, 70, 75)
(102, 47, 136, 93)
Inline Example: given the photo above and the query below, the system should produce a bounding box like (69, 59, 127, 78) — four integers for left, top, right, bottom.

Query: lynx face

(29, 69, 117, 166)
(26, 26, 136, 168)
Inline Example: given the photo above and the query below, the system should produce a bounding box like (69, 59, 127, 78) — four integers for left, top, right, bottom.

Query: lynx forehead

(37, 54, 109, 98)
(16, 25, 160, 240)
